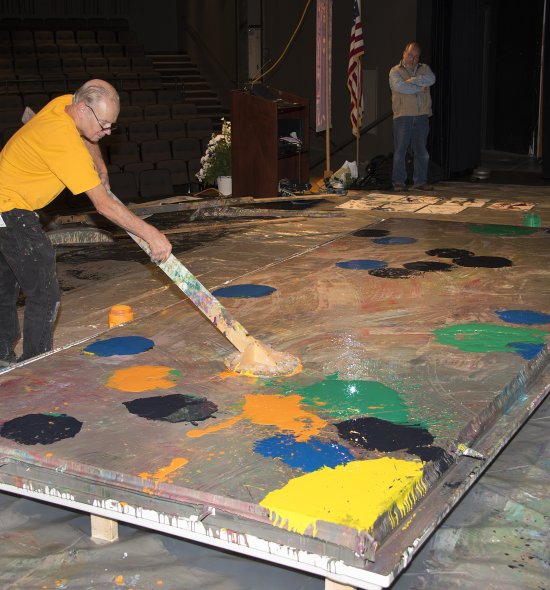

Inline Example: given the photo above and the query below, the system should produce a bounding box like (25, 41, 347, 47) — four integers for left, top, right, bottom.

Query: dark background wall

(1, 0, 547, 177)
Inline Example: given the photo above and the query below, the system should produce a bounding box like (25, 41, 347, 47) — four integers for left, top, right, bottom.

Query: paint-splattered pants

(0, 209, 60, 362)
(392, 114, 430, 187)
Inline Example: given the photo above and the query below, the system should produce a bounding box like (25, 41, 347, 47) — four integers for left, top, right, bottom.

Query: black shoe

(392, 183, 407, 192)
(412, 183, 434, 191)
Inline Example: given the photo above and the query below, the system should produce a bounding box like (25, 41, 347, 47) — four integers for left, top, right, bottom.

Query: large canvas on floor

(0, 218, 548, 588)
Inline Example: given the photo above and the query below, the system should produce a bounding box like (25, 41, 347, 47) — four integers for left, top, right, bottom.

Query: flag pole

(324, 2, 332, 178)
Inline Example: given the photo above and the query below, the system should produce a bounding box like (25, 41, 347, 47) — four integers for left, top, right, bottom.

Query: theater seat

(139, 168, 173, 200)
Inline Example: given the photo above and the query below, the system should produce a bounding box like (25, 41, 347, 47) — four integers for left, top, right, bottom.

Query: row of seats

(1, 56, 154, 78)
(0, 89, 188, 111)
(1, 41, 145, 59)
(106, 139, 203, 195)
(1, 28, 139, 45)
(0, 87, 183, 118)
(0, 95, 190, 123)
(0, 73, 165, 96)
(108, 138, 202, 168)
(0, 18, 130, 32)
(110, 169, 179, 202)
(111, 120, 210, 143)
(1, 55, 154, 71)
(110, 158, 199, 194)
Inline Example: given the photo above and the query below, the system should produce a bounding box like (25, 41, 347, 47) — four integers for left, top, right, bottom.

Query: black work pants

(0, 209, 60, 362)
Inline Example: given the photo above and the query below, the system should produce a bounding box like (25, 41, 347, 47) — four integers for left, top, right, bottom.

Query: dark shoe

(392, 183, 406, 192)
(412, 183, 434, 191)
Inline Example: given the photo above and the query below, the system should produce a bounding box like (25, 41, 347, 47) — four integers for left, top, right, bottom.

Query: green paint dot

(434, 323, 546, 353)
(272, 372, 413, 424)
(468, 224, 537, 236)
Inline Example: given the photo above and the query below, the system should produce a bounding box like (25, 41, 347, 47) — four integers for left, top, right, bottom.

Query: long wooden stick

(109, 191, 252, 353)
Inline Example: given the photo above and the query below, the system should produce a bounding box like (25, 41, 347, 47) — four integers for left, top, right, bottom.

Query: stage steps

(149, 52, 228, 123)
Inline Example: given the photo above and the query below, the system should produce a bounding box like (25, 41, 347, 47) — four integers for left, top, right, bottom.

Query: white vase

(216, 175, 232, 196)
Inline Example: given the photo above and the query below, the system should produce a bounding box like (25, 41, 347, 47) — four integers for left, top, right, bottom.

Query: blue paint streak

(212, 284, 276, 298)
(496, 309, 550, 325)
(507, 342, 546, 360)
(253, 434, 354, 472)
(84, 336, 155, 357)
(336, 259, 388, 270)
(373, 236, 417, 245)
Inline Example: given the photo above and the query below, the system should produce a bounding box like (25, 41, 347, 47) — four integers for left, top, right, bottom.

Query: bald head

(70, 79, 120, 142)
(73, 79, 120, 110)
(402, 42, 421, 69)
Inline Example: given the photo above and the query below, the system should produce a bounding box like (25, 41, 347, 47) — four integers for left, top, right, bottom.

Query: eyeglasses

(86, 104, 118, 132)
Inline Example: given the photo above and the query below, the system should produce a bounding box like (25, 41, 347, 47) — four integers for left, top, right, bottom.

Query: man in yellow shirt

(0, 79, 172, 366)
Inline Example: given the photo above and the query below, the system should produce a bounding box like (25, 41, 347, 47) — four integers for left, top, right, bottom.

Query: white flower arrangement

(196, 119, 231, 186)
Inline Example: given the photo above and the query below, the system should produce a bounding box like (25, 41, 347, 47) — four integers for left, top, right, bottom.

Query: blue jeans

(0, 209, 60, 361)
(392, 115, 430, 187)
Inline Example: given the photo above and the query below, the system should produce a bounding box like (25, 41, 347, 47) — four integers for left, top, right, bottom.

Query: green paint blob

(434, 323, 547, 353)
(468, 224, 537, 236)
(272, 373, 412, 424)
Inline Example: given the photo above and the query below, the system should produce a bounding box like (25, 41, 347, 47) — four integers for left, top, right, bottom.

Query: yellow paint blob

(260, 458, 426, 535)
(105, 365, 181, 392)
(187, 393, 326, 441)
(139, 457, 188, 485)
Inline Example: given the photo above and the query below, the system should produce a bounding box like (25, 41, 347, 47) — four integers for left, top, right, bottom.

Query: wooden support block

(325, 580, 356, 590)
(90, 514, 119, 543)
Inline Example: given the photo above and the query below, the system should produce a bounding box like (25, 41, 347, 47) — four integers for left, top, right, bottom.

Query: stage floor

(1, 217, 549, 589)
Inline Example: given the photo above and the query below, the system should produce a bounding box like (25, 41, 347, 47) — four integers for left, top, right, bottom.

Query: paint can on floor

(108, 305, 134, 328)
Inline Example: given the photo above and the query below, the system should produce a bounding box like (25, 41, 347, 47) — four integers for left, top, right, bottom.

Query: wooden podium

(231, 87, 309, 197)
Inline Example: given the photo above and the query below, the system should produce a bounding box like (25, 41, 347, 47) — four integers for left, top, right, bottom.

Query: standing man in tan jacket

(389, 42, 436, 191)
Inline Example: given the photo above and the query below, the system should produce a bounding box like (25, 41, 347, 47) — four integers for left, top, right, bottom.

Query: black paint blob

(124, 394, 218, 424)
(368, 267, 419, 279)
(0, 413, 83, 445)
(353, 228, 390, 238)
(426, 248, 474, 259)
(403, 260, 454, 272)
(452, 256, 512, 268)
(335, 416, 447, 462)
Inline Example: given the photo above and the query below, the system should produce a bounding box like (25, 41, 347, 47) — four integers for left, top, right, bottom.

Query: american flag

(347, 0, 364, 138)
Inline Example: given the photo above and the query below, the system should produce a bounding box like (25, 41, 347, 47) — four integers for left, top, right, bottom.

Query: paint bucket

(108, 305, 134, 328)
(523, 212, 541, 227)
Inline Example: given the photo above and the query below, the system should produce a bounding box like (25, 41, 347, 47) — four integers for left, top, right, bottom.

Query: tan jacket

(389, 62, 436, 119)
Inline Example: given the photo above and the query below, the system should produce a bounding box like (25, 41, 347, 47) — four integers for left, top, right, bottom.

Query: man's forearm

(86, 185, 172, 262)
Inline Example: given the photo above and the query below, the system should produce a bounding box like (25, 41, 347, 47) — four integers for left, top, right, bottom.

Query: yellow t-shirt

(0, 95, 101, 212)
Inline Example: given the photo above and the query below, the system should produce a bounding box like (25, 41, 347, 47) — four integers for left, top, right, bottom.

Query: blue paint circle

(253, 435, 354, 472)
(496, 309, 550, 326)
(336, 259, 388, 270)
(373, 236, 417, 245)
(212, 284, 276, 298)
(84, 336, 155, 357)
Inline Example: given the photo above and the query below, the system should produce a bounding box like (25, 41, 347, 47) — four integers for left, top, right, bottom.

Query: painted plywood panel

(0, 218, 549, 586)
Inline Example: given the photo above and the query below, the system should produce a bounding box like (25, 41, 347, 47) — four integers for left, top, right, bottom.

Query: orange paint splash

(105, 365, 181, 392)
(187, 393, 326, 441)
(216, 369, 258, 383)
(139, 457, 188, 485)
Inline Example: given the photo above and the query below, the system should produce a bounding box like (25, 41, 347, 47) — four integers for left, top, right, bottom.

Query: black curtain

(419, 0, 484, 177)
